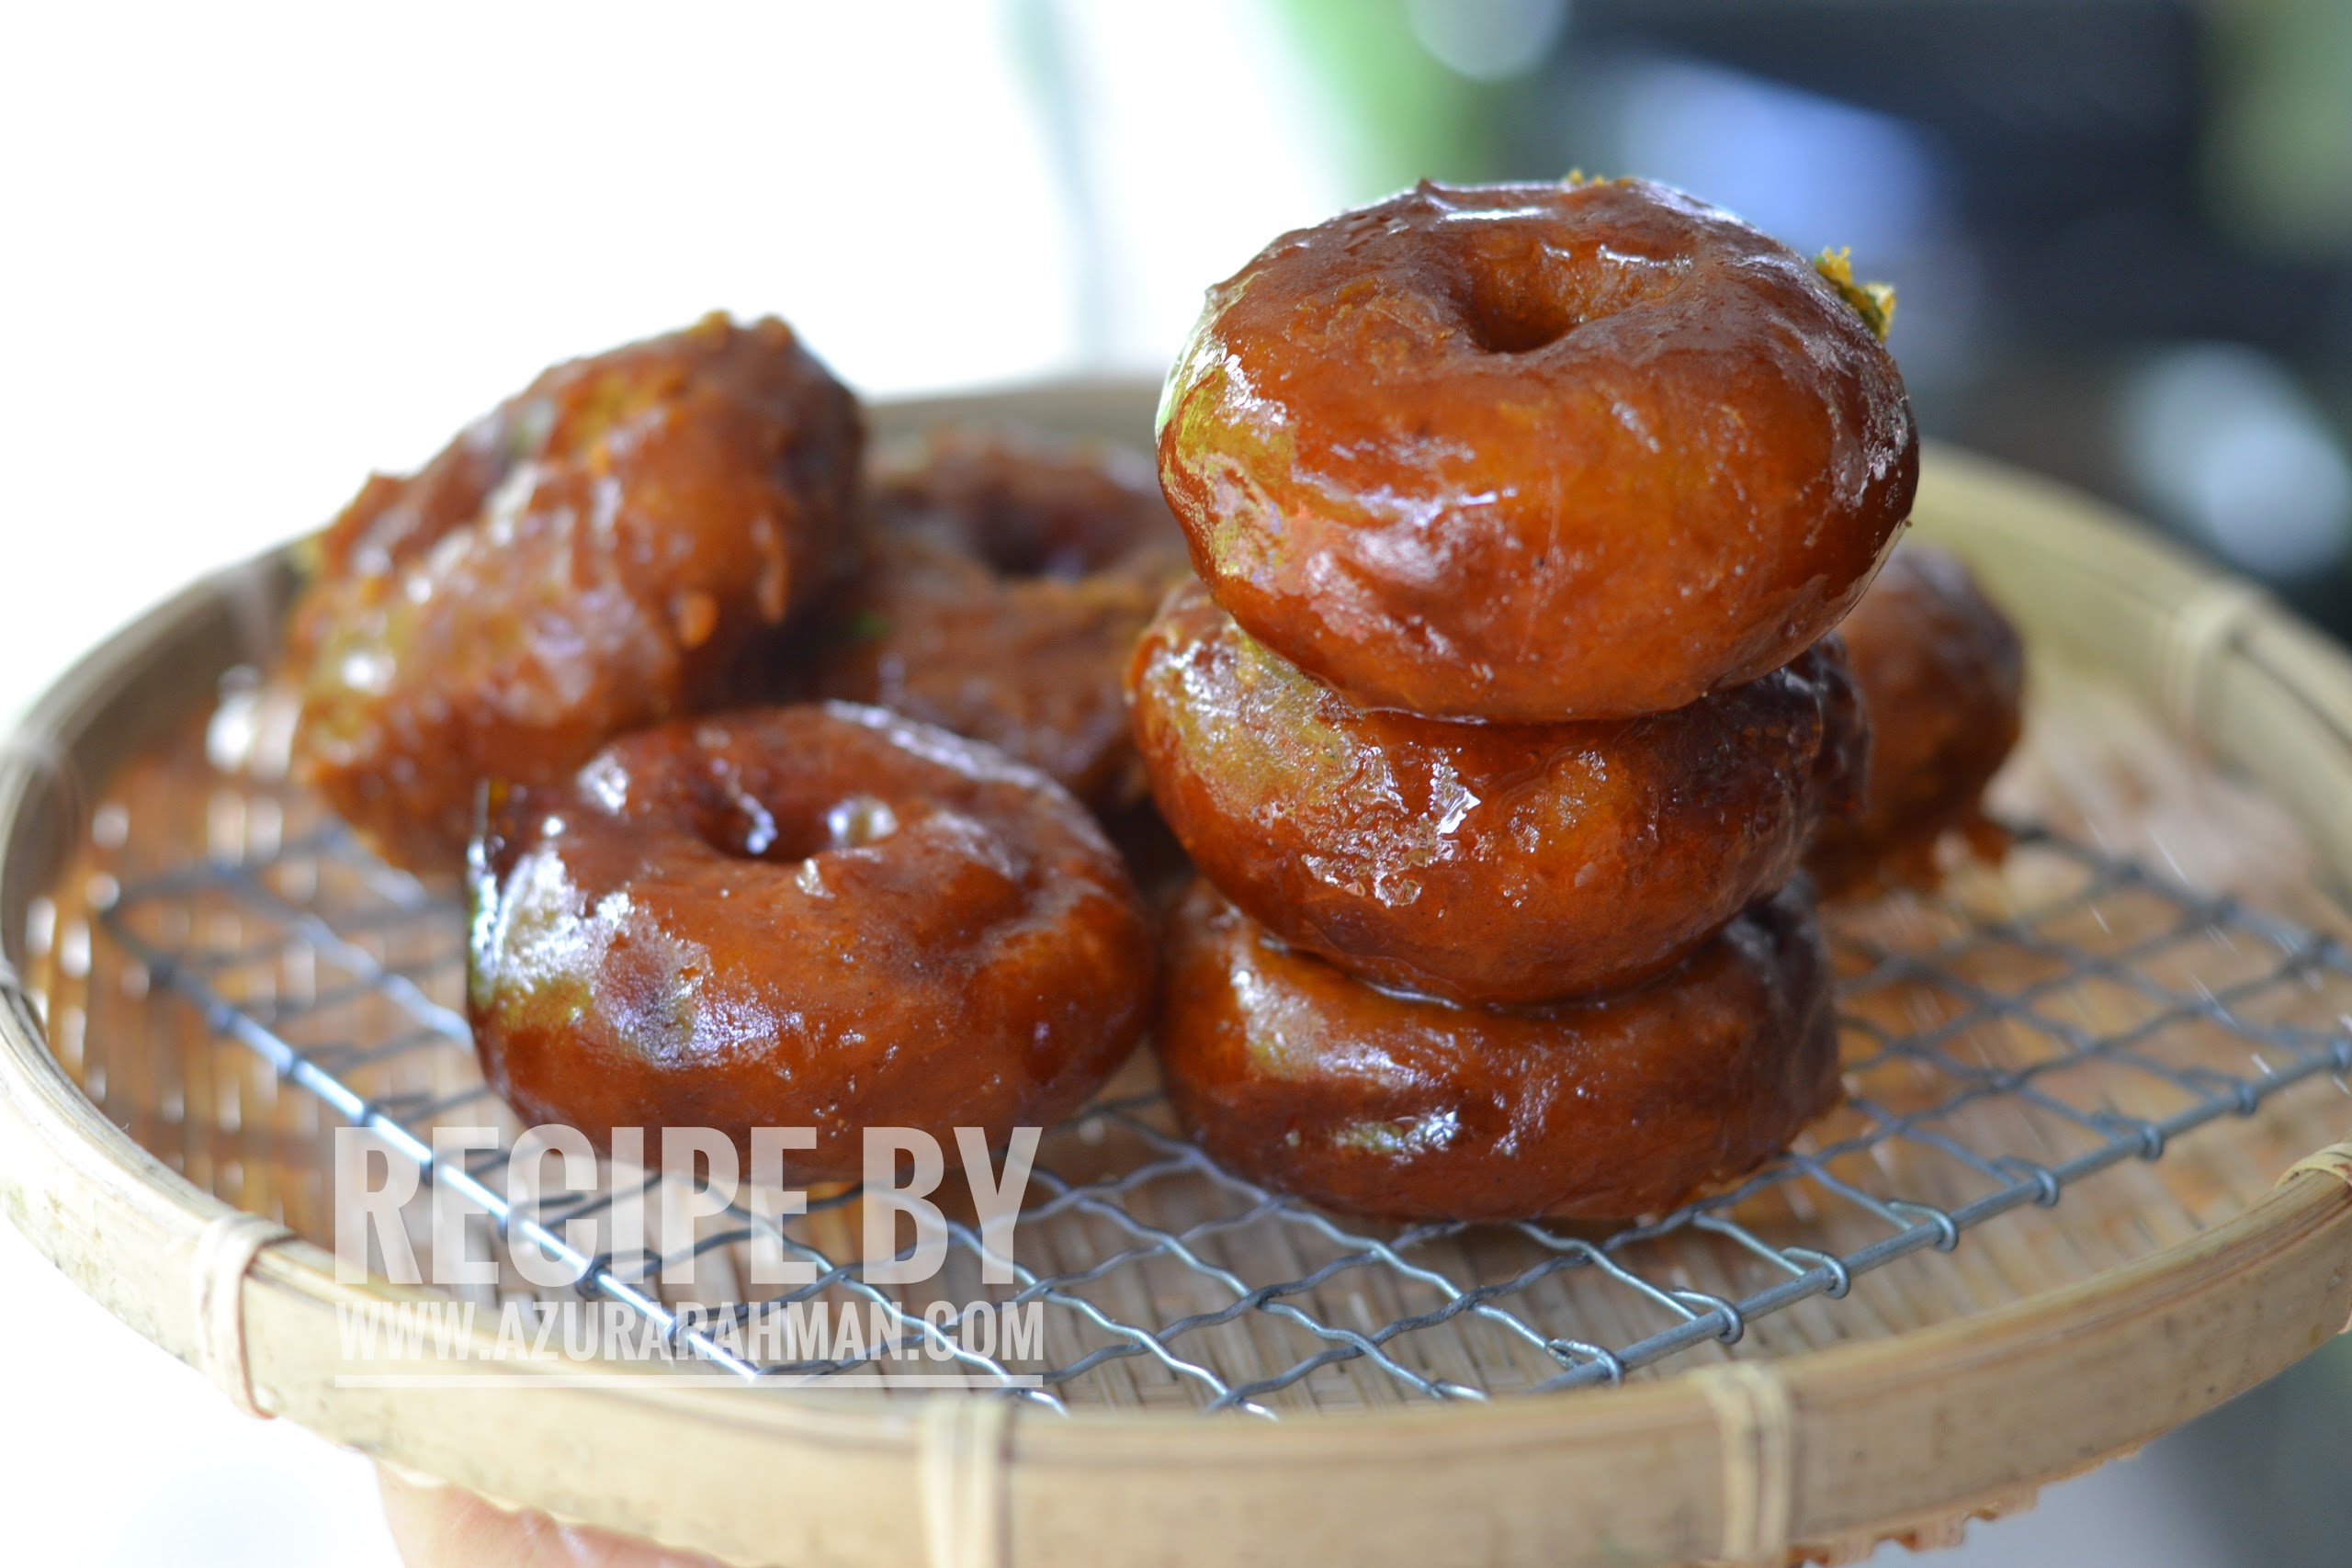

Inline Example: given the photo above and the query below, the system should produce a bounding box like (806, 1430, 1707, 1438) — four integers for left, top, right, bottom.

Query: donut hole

(955, 503, 1142, 581)
(1458, 276, 1586, 355)
(878, 481, 1152, 581)
(1451, 245, 1687, 356)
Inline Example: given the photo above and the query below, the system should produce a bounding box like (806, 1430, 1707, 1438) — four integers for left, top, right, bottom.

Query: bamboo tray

(6, 382, 2352, 1567)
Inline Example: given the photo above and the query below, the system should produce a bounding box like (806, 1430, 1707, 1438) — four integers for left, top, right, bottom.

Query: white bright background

(0, 4, 1349, 1562)
(0, 5, 2252, 1564)
(0, 1, 1351, 727)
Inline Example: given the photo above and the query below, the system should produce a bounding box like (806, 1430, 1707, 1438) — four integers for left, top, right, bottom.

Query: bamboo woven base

(24, 626, 2352, 1406)
(5, 389, 2352, 1566)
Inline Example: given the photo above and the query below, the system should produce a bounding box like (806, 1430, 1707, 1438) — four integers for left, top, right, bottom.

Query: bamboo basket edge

(0, 423, 2348, 1564)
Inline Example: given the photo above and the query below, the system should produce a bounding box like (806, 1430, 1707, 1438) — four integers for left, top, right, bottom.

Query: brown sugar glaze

(1809, 543, 2024, 896)
(468, 703, 1154, 1179)
(292, 313, 863, 869)
(1155, 879, 1841, 1221)
(1128, 580, 1864, 1005)
(789, 426, 1190, 813)
(1158, 177, 1917, 721)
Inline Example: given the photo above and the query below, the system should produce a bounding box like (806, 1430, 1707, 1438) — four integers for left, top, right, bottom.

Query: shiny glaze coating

(468, 703, 1154, 1177)
(803, 538, 1170, 812)
(1156, 879, 1841, 1221)
(292, 314, 862, 869)
(1127, 581, 1864, 1004)
(1808, 545, 2024, 896)
(796, 427, 1189, 812)
(862, 424, 1185, 579)
(1158, 177, 1917, 721)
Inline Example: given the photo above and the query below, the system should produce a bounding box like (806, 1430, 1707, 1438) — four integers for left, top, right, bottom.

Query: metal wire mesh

(93, 813, 2352, 1417)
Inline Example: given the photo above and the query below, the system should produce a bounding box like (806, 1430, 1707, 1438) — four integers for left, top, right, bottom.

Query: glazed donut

(292, 313, 862, 868)
(862, 423, 1185, 580)
(1808, 544, 2024, 897)
(468, 703, 1154, 1177)
(1158, 176, 1917, 721)
(1156, 879, 1841, 1221)
(794, 427, 1189, 813)
(1127, 580, 1863, 1005)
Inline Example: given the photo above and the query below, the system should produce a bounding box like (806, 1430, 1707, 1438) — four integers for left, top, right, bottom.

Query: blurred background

(4, 2, 2351, 1562)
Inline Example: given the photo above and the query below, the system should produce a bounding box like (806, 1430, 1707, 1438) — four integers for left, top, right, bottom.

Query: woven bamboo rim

(5, 392, 2352, 1566)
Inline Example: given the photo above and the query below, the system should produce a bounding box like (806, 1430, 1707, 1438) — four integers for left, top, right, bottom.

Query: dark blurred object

(1424, 0, 2352, 629)
(1542, 0, 2352, 353)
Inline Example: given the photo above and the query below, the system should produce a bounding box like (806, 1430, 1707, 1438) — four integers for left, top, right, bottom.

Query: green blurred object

(2204, 0, 2352, 258)
(1267, 0, 1510, 197)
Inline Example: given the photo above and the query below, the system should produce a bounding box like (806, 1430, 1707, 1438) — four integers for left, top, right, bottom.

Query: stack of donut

(282, 184, 2024, 1213)
(1131, 177, 1922, 1221)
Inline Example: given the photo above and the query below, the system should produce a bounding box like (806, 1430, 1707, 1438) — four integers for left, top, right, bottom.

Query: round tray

(6, 383, 2352, 1568)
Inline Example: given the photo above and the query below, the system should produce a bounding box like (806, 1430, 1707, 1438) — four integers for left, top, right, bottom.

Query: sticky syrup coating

(1155, 879, 1842, 1222)
(1808, 544, 2024, 897)
(861, 423, 1186, 580)
(1158, 177, 1917, 721)
(291, 314, 862, 870)
(468, 704, 1155, 1178)
(793, 426, 1190, 813)
(1127, 581, 1865, 1005)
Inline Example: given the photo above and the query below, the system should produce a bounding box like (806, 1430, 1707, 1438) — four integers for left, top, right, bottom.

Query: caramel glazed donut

(1158, 176, 1917, 722)
(1808, 542, 2025, 897)
(1129, 580, 1864, 1005)
(468, 704, 1154, 1178)
(1156, 878, 1839, 1222)
(784, 425, 1190, 816)
(291, 313, 862, 869)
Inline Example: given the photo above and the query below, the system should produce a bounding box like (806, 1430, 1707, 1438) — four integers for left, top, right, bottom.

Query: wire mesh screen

(77, 766, 2352, 1416)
